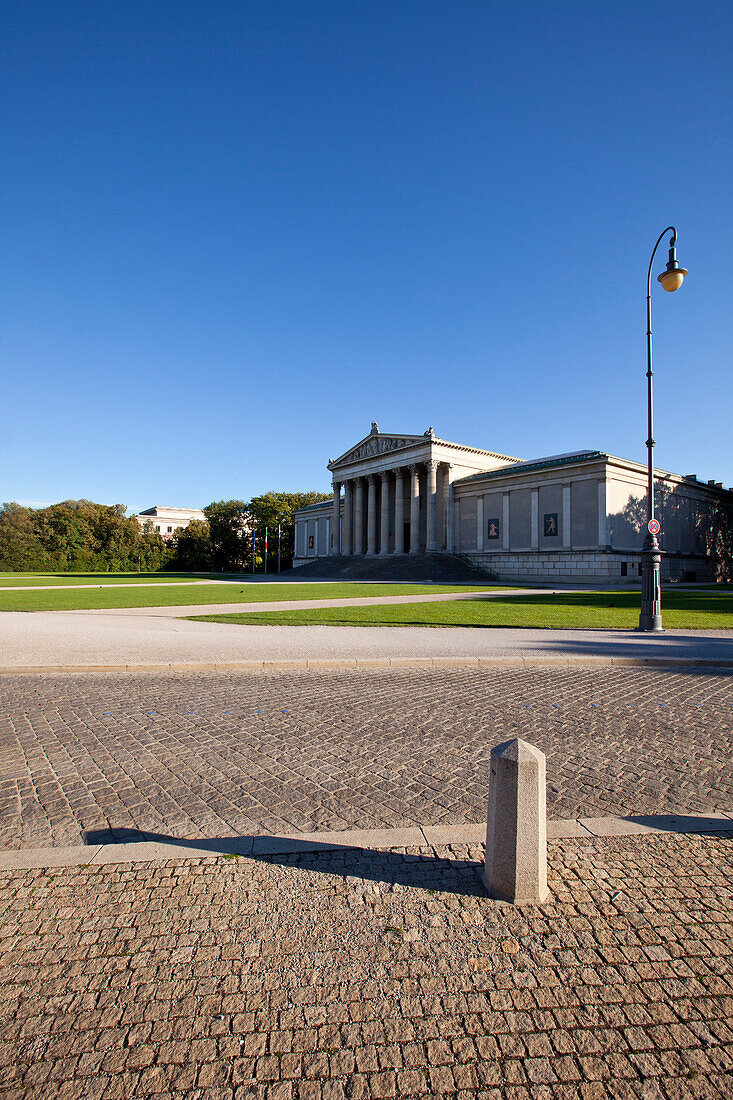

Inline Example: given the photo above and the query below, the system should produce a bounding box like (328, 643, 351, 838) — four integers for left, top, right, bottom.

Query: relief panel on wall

(539, 484, 562, 548)
(484, 492, 502, 545)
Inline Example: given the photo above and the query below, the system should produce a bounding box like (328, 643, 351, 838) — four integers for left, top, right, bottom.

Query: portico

(324, 423, 517, 560)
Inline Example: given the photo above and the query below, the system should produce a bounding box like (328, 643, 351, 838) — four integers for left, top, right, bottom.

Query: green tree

(0, 499, 172, 573)
(171, 519, 213, 571)
(249, 490, 331, 571)
(132, 521, 172, 572)
(0, 503, 50, 571)
(203, 500, 250, 572)
(34, 501, 96, 569)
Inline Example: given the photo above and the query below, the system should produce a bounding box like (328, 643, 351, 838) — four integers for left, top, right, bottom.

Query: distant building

(293, 423, 733, 582)
(136, 505, 206, 541)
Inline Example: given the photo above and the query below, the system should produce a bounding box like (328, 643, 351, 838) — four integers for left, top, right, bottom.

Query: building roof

(294, 498, 335, 515)
(137, 505, 206, 517)
(455, 451, 733, 493)
(296, 447, 733, 516)
(455, 450, 607, 483)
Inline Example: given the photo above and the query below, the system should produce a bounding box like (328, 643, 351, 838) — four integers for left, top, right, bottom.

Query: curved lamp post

(638, 227, 687, 632)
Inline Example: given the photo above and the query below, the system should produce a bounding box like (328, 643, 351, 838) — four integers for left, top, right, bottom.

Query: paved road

(2, 832, 731, 1098)
(1, 609, 732, 669)
(2, 666, 731, 849)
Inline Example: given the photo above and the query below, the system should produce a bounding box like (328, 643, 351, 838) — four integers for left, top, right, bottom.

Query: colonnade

(330, 461, 454, 556)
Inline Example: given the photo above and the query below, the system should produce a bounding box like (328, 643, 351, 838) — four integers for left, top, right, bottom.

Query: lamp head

(657, 238, 687, 292)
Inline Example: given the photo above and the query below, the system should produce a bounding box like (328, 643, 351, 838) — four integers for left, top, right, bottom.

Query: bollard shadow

(518, 631, 733, 665)
(81, 828, 488, 897)
(621, 813, 733, 834)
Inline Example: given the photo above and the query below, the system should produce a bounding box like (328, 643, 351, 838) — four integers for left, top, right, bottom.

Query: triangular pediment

(329, 432, 427, 469)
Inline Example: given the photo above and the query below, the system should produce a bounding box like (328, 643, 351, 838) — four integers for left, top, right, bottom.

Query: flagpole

(264, 527, 268, 575)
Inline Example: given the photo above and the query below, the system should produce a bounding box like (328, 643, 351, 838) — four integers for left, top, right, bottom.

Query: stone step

(289, 552, 495, 583)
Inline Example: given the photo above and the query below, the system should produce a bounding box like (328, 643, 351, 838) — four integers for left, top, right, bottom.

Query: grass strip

(0, 582, 504, 613)
(189, 590, 733, 631)
(0, 571, 244, 587)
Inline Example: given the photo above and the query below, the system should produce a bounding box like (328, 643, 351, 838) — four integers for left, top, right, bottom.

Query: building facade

(293, 424, 733, 582)
(136, 505, 206, 541)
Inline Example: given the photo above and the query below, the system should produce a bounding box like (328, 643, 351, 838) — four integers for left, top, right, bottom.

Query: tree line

(173, 492, 331, 572)
(0, 491, 331, 574)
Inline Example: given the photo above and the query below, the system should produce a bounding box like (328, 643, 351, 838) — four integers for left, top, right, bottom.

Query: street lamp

(638, 227, 687, 632)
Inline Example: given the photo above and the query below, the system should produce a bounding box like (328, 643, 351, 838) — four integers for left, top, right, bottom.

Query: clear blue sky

(2, 0, 732, 513)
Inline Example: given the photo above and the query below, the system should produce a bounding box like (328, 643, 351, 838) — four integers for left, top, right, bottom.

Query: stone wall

(460, 549, 723, 584)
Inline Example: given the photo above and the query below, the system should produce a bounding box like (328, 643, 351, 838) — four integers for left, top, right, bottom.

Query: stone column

(331, 482, 341, 555)
(343, 480, 353, 556)
(353, 478, 365, 556)
(366, 474, 377, 556)
(562, 483, 571, 549)
(502, 492, 510, 550)
(482, 738, 549, 905)
(476, 495, 485, 552)
(443, 464, 454, 551)
(446, 480, 455, 552)
(530, 488, 539, 550)
(426, 460, 438, 552)
(379, 471, 390, 555)
(394, 470, 405, 554)
(409, 464, 421, 554)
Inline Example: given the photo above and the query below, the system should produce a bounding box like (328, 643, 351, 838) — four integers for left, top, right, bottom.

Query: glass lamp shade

(657, 267, 687, 292)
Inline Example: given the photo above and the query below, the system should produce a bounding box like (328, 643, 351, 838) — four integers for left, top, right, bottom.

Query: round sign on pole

(648, 519, 660, 535)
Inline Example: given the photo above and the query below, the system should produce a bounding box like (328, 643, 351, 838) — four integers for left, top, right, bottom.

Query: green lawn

(0, 571, 237, 587)
(190, 589, 733, 631)
(0, 582, 503, 613)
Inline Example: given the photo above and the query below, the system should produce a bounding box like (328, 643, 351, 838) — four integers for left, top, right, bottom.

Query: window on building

(167, 526, 173, 533)
(621, 562, 628, 576)
(638, 563, 643, 576)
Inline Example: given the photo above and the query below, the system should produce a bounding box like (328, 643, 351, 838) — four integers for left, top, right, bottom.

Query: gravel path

(70, 587, 544, 617)
(1, 608, 732, 669)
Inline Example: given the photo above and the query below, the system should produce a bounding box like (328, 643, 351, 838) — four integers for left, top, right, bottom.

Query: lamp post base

(638, 535, 663, 632)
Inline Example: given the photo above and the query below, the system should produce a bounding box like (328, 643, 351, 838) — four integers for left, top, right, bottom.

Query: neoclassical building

(136, 505, 206, 541)
(293, 423, 733, 582)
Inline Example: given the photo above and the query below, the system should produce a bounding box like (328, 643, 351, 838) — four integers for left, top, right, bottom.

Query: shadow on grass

(189, 587, 733, 631)
(481, 591, 733, 614)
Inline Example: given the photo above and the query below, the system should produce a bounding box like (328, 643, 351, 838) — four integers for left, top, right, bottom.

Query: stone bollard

(481, 738, 549, 904)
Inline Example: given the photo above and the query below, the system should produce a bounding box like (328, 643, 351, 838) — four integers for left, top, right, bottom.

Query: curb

(1, 656, 733, 675)
(2, 813, 731, 871)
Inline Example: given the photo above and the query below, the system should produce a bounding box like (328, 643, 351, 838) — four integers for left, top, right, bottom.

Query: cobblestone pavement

(0, 832, 731, 1098)
(1, 668, 732, 849)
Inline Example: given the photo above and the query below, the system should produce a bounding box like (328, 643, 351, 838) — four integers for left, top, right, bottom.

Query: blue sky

(2, 0, 732, 513)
